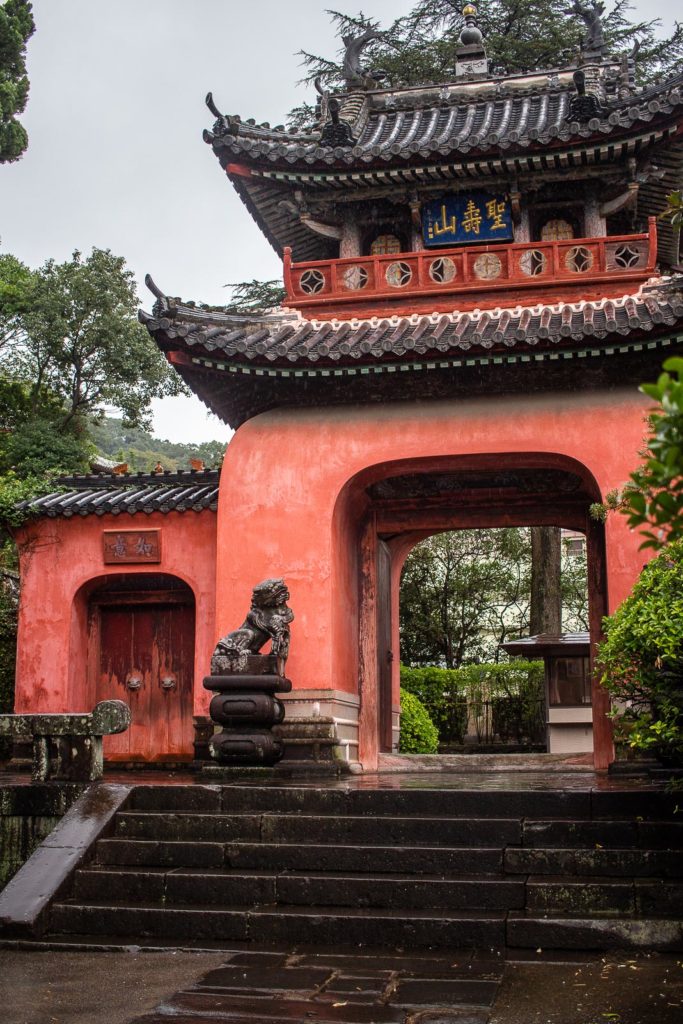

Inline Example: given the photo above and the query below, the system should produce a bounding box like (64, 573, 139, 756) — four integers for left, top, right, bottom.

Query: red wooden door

(96, 601, 195, 761)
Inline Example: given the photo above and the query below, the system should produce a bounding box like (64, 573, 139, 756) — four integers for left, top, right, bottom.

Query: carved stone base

(203, 665, 292, 768)
(274, 716, 349, 769)
(211, 728, 284, 766)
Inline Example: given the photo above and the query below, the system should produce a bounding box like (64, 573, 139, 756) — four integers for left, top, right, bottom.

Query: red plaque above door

(103, 529, 161, 564)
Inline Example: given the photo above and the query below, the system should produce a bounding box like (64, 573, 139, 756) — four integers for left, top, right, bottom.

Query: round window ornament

(429, 256, 457, 284)
(519, 249, 547, 277)
(473, 253, 502, 280)
(385, 261, 413, 288)
(299, 268, 326, 294)
(342, 265, 369, 291)
(613, 244, 642, 269)
(565, 245, 593, 273)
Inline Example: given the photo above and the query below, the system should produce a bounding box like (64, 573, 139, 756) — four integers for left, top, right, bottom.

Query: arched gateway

(13, 7, 683, 770)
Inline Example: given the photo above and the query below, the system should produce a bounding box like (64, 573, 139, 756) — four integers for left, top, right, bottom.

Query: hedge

(400, 661, 544, 745)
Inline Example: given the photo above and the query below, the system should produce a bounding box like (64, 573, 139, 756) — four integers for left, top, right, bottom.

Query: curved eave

(141, 280, 683, 427)
(228, 173, 335, 263)
(206, 77, 683, 177)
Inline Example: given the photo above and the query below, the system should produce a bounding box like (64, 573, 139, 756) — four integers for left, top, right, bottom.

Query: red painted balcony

(283, 218, 657, 319)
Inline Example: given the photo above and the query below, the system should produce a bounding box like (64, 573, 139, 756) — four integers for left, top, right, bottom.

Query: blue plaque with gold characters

(422, 192, 513, 247)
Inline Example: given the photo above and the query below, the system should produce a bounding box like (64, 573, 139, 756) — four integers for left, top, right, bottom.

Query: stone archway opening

(347, 452, 610, 770)
(395, 524, 589, 757)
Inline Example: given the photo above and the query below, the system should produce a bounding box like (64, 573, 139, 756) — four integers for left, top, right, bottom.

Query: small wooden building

(502, 632, 592, 754)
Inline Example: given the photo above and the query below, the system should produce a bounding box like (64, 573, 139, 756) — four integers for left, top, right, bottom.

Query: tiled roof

(207, 72, 683, 169)
(20, 470, 220, 519)
(143, 283, 683, 368)
(207, 70, 683, 265)
(141, 279, 683, 427)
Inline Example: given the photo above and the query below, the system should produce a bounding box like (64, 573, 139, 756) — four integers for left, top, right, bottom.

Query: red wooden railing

(283, 218, 657, 316)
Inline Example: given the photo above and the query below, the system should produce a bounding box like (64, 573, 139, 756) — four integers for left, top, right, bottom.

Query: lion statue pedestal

(203, 579, 293, 767)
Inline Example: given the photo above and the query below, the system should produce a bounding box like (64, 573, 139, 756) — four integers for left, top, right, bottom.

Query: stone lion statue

(211, 578, 294, 675)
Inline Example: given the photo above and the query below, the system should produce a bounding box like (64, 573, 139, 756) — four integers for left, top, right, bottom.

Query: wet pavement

(1, 947, 682, 1024)
(489, 954, 683, 1024)
(2, 766, 669, 792)
(0, 949, 227, 1024)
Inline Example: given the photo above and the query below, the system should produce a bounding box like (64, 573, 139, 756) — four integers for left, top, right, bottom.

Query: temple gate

(13, 5, 683, 769)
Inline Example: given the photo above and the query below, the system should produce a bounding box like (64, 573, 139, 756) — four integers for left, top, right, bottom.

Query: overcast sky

(1, 0, 679, 443)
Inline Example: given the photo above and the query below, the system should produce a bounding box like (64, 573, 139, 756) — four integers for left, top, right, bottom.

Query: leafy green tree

(0, 252, 33, 351)
(400, 528, 532, 667)
(3, 248, 185, 430)
(1, 419, 91, 478)
(400, 527, 587, 667)
(622, 358, 683, 550)
(298, 2, 683, 96)
(0, 0, 35, 162)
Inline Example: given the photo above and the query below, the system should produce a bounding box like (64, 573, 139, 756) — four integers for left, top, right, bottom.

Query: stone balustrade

(0, 700, 131, 782)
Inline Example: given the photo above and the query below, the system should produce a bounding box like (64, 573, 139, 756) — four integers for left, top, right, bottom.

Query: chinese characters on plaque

(103, 530, 161, 564)
(422, 192, 513, 247)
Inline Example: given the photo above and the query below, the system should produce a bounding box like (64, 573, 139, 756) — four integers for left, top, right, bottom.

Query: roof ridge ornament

(563, 1, 608, 62)
(320, 97, 356, 148)
(567, 68, 606, 123)
(341, 26, 384, 90)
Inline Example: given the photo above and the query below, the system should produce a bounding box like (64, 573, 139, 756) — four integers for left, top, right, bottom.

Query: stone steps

(96, 837, 506, 873)
(36, 781, 683, 952)
(504, 846, 683, 877)
(114, 810, 523, 845)
(72, 866, 526, 910)
(71, 864, 683, 915)
(125, 784, 679, 819)
(50, 900, 509, 948)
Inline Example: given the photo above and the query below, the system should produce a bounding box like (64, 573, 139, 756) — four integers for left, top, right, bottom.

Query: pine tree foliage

(222, 279, 285, 313)
(297, 1, 683, 97)
(0, 0, 35, 163)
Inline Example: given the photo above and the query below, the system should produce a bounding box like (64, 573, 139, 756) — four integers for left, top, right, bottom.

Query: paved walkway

(1, 947, 681, 1024)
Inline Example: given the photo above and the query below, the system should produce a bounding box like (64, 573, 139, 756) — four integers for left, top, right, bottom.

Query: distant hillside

(90, 418, 226, 473)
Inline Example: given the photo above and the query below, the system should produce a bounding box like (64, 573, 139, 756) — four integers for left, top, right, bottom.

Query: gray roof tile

(20, 470, 220, 520)
(142, 283, 683, 368)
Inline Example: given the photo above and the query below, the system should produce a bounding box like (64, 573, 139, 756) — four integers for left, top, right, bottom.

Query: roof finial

(459, 4, 484, 48)
(455, 4, 488, 78)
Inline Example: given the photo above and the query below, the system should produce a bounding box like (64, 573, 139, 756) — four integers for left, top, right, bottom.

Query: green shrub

(598, 541, 683, 764)
(400, 661, 544, 744)
(398, 688, 439, 754)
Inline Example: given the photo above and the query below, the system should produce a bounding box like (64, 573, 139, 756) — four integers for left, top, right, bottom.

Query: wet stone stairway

(127, 948, 503, 1024)
(46, 780, 683, 952)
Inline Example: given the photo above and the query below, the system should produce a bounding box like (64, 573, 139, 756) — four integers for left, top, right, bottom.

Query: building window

(548, 656, 592, 707)
(541, 219, 574, 241)
(565, 536, 586, 557)
(370, 234, 402, 256)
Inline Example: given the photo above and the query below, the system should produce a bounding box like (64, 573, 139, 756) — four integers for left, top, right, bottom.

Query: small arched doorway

(84, 573, 196, 762)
